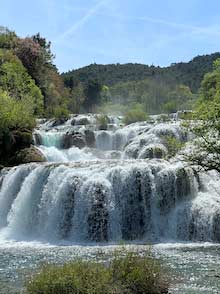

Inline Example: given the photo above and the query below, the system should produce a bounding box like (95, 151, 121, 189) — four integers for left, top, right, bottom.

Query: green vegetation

(63, 54, 220, 91)
(0, 27, 73, 166)
(96, 114, 109, 130)
(26, 251, 169, 294)
(123, 104, 148, 125)
(185, 58, 220, 172)
(163, 135, 184, 159)
(63, 53, 219, 114)
(0, 90, 35, 131)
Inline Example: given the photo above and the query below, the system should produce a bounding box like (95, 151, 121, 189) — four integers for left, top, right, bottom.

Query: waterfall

(0, 114, 220, 244)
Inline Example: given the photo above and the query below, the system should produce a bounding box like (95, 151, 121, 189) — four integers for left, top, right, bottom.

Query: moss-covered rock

(85, 130, 95, 147)
(11, 130, 33, 148)
(139, 144, 167, 159)
(15, 146, 46, 164)
(62, 133, 86, 149)
(0, 129, 34, 166)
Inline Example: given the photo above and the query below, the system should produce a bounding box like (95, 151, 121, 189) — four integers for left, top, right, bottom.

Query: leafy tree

(0, 26, 17, 49)
(0, 49, 43, 115)
(0, 90, 35, 132)
(67, 81, 85, 113)
(185, 59, 220, 172)
(83, 79, 103, 112)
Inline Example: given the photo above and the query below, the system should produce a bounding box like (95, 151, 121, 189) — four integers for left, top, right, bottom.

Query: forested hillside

(63, 53, 220, 114)
(63, 53, 220, 91)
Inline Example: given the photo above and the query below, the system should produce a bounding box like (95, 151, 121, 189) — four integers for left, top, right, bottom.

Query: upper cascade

(0, 112, 220, 244)
(33, 113, 187, 163)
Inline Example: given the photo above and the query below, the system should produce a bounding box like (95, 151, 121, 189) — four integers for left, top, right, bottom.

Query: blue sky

(1, 0, 220, 72)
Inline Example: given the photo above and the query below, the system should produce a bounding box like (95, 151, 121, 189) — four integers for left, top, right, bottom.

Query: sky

(1, 0, 220, 72)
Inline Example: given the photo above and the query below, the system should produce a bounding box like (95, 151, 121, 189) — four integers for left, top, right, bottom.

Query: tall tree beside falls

(83, 79, 103, 112)
(0, 49, 43, 115)
(0, 26, 17, 49)
(15, 34, 69, 116)
(185, 58, 220, 172)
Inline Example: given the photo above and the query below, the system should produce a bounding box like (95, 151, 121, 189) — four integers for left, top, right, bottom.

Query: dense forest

(63, 53, 220, 114)
(63, 53, 220, 91)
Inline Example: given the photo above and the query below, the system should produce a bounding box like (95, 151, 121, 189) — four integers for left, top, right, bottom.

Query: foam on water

(1, 114, 220, 293)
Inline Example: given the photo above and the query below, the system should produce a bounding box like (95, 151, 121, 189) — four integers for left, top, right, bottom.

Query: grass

(26, 250, 170, 294)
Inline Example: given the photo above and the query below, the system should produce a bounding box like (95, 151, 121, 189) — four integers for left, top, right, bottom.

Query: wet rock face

(62, 133, 86, 149)
(11, 130, 33, 149)
(0, 130, 34, 166)
(139, 145, 167, 159)
(85, 130, 95, 148)
(33, 133, 42, 146)
(51, 117, 68, 127)
(212, 214, 220, 242)
(75, 117, 90, 125)
(15, 146, 46, 164)
(87, 186, 109, 242)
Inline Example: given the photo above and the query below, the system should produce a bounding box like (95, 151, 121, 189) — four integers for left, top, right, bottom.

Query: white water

(1, 114, 220, 293)
(0, 114, 220, 244)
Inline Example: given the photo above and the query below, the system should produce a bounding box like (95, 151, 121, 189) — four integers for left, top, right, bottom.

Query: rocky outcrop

(15, 146, 46, 164)
(85, 130, 95, 148)
(0, 129, 34, 166)
(51, 117, 68, 127)
(138, 144, 167, 159)
(62, 133, 86, 149)
(33, 132, 42, 145)
(75, 117, 90, 125)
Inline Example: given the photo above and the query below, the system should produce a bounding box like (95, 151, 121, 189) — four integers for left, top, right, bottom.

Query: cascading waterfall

(1, 114, 220, 244)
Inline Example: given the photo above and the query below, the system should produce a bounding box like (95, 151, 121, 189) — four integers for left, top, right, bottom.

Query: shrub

(26, 250, 169, 294)
(0, 90, 36, 132)
(52, 106, 70, 120)
(96, 114, 109, 130)
(163, 135, 184, 158)
(123, 104, 148, 125)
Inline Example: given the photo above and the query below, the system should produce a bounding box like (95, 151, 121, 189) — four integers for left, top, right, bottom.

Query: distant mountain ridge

(63, 52, 220, 92)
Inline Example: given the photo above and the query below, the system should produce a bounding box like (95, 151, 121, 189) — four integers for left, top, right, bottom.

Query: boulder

(138, 144, 167, 159)
(51, 117, 68, 127)
(62, 133, 86, 149)
(76, 117, 90, 125)
(15, 146, 46, 164)
(11, 130, 33, 149)
(71, 119, 76, 126)
(85, 130, 95, 147)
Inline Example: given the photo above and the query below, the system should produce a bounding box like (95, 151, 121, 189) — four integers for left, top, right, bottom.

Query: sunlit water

(1, 114, 220, 293)
(0, 242, 220, 293)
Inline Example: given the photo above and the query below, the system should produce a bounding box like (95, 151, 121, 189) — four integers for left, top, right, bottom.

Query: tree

(83, 79, 102, 112)
(0, 49, 43, 115)
(0, 90, 35, 132)
(0, 26, 17, 49)
(15, 34, 70, 116)
(185, 59, 220, 172)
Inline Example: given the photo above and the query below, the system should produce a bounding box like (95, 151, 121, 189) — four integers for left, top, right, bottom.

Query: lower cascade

(0, 113, 220, 244)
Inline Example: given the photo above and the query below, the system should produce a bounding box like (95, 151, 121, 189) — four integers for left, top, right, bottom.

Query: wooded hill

(63, 53, 220, 92)
(63, 53, 220, 114)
